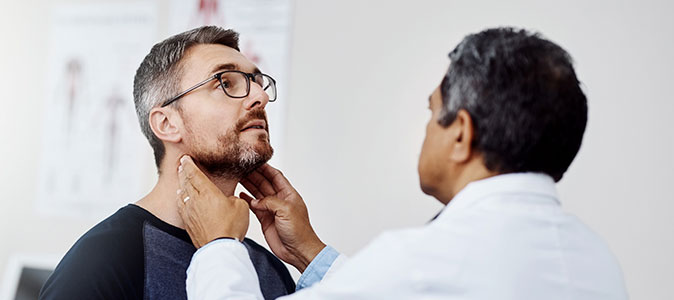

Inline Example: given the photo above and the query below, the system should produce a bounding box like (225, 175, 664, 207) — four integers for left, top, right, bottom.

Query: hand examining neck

(135, 154, 238, 230)
(175, 155, 326, 273)
(239, 163, 326, 273)
(176, 155, 251, 247)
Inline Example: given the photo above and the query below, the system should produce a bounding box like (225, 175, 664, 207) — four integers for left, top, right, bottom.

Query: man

(39, 26, 295, 299)
(176, 28, 628, 299)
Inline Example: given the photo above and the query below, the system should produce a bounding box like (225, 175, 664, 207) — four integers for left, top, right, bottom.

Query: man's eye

(221, 80, 231, 88)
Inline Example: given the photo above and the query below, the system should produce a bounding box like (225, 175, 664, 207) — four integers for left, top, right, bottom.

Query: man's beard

(186, 108, 274, 180)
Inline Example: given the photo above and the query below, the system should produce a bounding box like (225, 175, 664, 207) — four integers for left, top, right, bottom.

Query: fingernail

(176, 189, 182, 195)
(180, 155, 188, 163)
(178, 165, 183, 173)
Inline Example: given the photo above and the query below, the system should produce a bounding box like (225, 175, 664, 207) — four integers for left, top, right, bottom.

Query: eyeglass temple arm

(160, 75, 218, 107)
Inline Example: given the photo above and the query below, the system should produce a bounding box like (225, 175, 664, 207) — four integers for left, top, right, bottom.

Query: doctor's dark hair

(133, 26, 240, 171)
(439, 28, 587, 182)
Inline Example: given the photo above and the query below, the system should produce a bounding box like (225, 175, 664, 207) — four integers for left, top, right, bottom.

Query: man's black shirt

(39, 204, 295, 299)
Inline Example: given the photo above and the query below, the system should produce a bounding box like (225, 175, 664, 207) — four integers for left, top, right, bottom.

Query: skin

(417, 86, 497, 204)
(176, 78, 498, 274)
(177, 155, 250, 245)
(135, 43, 270, 230)
(178, 157, 325, 272)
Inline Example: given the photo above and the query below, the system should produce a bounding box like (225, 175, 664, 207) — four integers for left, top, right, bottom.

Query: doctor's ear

(148, 107, 183, 144)
(449, 109, 475, 163)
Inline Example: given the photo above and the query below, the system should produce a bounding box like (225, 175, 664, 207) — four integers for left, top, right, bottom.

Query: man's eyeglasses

(161, 70, 277, 107)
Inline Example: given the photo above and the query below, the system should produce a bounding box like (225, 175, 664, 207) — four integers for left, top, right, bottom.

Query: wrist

(295, 239, 327, 273)
(204, 232, 244, 248)
(209, 236, 241, 243)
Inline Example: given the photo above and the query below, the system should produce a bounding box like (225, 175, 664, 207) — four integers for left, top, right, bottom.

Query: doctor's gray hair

(439, 27, 587, 182)
(133, 26, 240, 171)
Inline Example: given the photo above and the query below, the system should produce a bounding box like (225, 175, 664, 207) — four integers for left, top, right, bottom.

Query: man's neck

(438, 158, 499, 205)
(135, 161, 237, 229)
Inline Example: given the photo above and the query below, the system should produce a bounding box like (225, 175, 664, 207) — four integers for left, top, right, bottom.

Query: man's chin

(246, 136, 273, 157)
(239, 146, 273, 177)
(256, 143, 274, 163)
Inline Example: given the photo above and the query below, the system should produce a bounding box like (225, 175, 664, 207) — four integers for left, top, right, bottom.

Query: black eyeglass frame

(160, 70, 277, 107)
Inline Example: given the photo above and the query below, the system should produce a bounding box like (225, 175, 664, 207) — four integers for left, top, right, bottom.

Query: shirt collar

(442, 172, 559, 212)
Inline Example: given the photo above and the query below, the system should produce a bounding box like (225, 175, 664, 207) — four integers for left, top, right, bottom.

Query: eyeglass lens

(219, 72, 276, 101)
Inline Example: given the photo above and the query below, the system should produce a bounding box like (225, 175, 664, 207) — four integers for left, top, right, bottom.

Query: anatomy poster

(168, 0, 293, 166)
(36, 2, 157, 218)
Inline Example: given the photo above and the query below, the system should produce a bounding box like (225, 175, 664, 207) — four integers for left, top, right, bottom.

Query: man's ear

(449, 109, 475, 163)
(148, 107, 182, 144)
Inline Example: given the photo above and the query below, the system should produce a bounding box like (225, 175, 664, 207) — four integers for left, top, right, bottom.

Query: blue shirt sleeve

(295, 245, 340, 290)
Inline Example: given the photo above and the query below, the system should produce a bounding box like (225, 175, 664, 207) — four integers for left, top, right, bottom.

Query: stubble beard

(186, 109, 274, 180)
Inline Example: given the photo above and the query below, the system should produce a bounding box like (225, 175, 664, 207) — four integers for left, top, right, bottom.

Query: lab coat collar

(442, 172, 559, 213)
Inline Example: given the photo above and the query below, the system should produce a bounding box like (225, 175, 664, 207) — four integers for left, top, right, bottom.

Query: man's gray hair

(133, 26, 240, 171)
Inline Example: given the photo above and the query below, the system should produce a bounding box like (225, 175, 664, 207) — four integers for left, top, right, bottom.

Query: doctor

(176, 27, 628, 299)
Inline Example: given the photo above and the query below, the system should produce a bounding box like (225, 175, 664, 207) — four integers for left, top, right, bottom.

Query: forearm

(187, 239, 347, 298)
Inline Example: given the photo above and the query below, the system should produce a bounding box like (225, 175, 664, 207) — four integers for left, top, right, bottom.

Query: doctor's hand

(176, 155, 249, 248)
(241, 164, 326, 273)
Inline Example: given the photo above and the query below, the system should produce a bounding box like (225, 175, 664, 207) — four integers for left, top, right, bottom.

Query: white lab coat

(186, 173, 628, 299)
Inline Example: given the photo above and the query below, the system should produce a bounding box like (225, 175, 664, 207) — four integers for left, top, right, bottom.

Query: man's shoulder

(39, 205, 147, 299)
(68, 205, 147, 254)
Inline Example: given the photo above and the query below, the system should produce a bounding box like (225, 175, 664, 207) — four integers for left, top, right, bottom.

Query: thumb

(239, 192, 255, 205)
(250, 196, 287, 216)
(240, 192, 270, 224)
(240, 192, 262, 215)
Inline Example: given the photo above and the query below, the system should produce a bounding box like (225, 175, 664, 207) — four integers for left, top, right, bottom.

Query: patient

(39, 26, 295, 300)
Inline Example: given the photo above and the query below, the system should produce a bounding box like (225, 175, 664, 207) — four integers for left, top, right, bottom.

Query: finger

(241, 191, 267, 213)
(179, 185, 203, 234)
(179, 155, 214, 195)
(240, 192, 267, 221)
(179, 170, 200, 202)
(258, 164, 297, 194)
(250, 196, 285, 216)
(244, 169, 276, 196)
(177, 188, 195, 228)
(176, 189, 200, 248)
(240, 178, 264, 199)
(176, 188, 188, 217)
(239, 192, 255, 204)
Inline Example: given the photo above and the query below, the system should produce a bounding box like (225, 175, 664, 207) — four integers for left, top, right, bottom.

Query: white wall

(1, 0, 672, 299)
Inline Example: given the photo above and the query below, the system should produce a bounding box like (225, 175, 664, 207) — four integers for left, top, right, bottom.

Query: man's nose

(243, 81, 269, 110)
